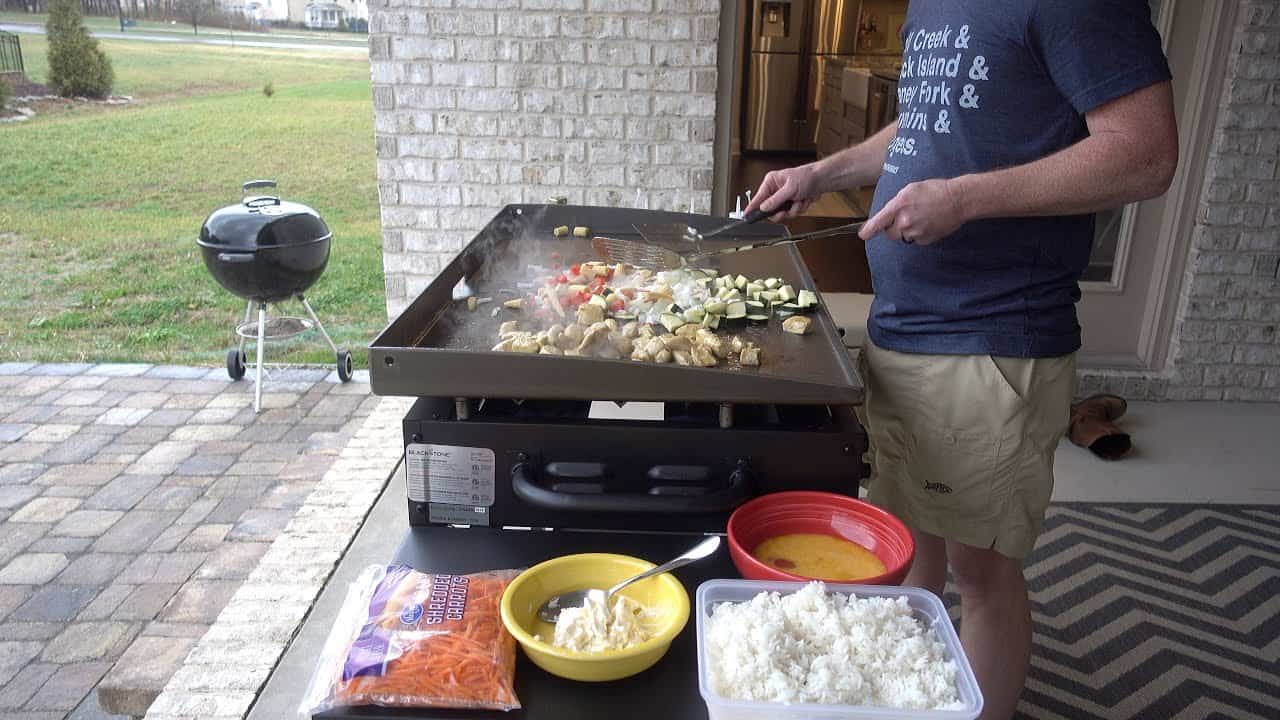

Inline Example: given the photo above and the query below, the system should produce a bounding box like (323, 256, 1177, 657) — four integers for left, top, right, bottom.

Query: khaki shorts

(855, 339, 1075, 560)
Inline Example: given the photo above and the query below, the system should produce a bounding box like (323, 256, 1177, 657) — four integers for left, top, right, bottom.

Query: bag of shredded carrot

(301, 564, 522, 715)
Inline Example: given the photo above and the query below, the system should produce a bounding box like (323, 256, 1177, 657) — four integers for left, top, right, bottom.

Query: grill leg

(237, 300, 253, 352)
(254, 302, 267, 414)
(298, 295, 339, 354)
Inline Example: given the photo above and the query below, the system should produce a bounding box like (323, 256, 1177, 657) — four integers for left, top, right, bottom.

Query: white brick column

(369, 0, 722, 316)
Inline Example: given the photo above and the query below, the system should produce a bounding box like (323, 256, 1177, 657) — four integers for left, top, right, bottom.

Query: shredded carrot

(329, 566, 521, 711)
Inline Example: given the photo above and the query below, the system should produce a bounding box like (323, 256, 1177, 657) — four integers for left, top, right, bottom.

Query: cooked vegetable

(797, 290, 818, 309)
(782, 316, 812, 335)
(725, 301, 747, 319)
(573, 226, 590, 237)
(660, 313, 685, 333)
(553, 225, 570, 237)
(503, 298, 524, 310)
(747, 314, 770, 324)
(740, 344, 761, 366)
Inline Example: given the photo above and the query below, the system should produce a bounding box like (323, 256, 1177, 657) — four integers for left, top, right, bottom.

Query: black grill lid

(198, 180, 331, 250)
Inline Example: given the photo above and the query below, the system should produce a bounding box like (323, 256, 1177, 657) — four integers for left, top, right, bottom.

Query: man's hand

(858, 178, 967, 245)
(745, 164, 823, 220)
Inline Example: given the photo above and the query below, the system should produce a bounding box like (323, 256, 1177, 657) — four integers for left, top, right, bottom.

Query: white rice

(705, 582, 962, 710)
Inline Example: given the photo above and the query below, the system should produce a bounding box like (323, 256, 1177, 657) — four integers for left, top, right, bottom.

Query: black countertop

(316, 526, 737, 720)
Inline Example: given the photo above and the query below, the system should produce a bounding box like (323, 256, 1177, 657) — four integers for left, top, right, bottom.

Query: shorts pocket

(900, 417, 1001, 519)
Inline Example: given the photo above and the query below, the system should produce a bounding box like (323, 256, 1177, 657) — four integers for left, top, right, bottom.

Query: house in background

(284, 0, 368, 29)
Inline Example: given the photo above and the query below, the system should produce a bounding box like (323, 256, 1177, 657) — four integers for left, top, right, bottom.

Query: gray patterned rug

(938, 504, 1280, 720)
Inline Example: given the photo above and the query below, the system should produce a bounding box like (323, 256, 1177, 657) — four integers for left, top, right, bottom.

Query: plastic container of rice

(695, 579, 982, 720)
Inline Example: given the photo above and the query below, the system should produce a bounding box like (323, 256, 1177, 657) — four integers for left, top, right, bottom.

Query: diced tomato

(570, 264, 581, 275)
(556, 275, 568, 284)
(620, 288, 636, 299)
(609, 300, 625, 312)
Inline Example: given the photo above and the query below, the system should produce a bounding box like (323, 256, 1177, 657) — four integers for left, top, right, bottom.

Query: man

(746, 2, 1177, 718)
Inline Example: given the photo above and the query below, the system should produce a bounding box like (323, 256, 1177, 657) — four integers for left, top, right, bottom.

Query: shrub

(262, 81, 275, 98)
(46, 0, 114, 99)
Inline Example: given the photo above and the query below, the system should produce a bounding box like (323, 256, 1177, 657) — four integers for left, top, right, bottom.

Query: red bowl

(727, 491, 915, 585)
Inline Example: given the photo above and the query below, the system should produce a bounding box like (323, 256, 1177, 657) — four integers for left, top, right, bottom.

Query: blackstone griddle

(369, 204, 862, 407)
(320, 205, 868, 720)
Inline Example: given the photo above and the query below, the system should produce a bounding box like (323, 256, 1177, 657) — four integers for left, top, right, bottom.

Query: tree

(46, 0, 113, 98)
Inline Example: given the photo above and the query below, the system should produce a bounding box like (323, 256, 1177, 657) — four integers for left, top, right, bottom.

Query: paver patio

(0, 362, 380, 719)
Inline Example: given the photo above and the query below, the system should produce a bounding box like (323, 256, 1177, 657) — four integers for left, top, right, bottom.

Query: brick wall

(368, 0, 721, 316)
(1079, 0, 1280, 402)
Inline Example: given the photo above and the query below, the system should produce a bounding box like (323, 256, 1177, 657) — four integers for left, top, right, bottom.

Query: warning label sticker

(405, 444, 496, 507)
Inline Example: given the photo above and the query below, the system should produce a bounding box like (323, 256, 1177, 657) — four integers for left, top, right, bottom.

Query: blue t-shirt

(866, 0, 1171, 358)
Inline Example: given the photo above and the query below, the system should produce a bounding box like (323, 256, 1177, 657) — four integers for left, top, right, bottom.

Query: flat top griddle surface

(370, 205, 862, 405)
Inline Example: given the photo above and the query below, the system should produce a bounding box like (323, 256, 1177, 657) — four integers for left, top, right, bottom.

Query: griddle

(370, 205, 862, 406)
(315, 525, 733, 720)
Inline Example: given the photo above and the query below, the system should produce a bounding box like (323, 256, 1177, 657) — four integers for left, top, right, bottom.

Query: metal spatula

(632, 200, 795, 247)
(593, 220, 866, 270)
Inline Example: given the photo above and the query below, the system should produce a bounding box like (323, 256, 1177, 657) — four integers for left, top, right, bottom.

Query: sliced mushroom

(782, 316, 812, 335)
(654, 348, 673, 364)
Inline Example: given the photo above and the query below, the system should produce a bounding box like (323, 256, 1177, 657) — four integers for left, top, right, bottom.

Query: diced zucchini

(725, 301, 748, 319)
(778, 285, 797, 303)
(613, 312, 636, 321)
(746, 281, 765, 296)
(704, 300, 727, 315)
(745, 301, 766, 314)
(552, 225, 569, 237)
(701, 314, 721, 329)
(746, 314, 770, 324)
(587, 294, 608, 309)
(797, 290, 818, 308)
(734, 274, 749, 290)
(764, 278, 782, 290)
(774, 307, 800, 319)
(503, 298, 523, 309)
(683, 308, 706, 324)
(696, 277, 713, 286)
(777, 302, 802, 313)
(723, 289, 743, 302)
(702, 269, 719, 278)
(659, 313, 686, 333)
(747, 290, 761, 302)
(573, 226, 590, 237)
(759, 290, 780, 304)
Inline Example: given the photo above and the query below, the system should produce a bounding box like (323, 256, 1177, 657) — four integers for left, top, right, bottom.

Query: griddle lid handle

(510, 461, 753, 514)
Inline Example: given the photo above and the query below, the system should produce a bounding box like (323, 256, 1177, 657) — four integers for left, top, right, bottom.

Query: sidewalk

(0, 362, 384, 719)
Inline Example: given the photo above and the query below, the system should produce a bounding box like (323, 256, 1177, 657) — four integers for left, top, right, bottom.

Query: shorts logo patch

(923, 481, 953, 494)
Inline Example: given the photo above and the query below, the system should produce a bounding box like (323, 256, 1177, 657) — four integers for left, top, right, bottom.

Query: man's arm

(745, 123, 898, 220)
(860, 81, 1179, 243)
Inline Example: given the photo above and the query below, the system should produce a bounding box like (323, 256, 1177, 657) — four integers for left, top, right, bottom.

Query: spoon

(537, 536, 722, 623)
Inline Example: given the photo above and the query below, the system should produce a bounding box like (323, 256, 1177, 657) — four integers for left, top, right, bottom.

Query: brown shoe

(1069, 394, 1132, 460)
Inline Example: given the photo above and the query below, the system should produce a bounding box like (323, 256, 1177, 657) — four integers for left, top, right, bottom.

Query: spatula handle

(741, 199, 794, 225)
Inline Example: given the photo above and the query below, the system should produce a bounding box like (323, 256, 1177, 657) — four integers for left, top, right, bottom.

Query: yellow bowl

(500, 553, 690, 682)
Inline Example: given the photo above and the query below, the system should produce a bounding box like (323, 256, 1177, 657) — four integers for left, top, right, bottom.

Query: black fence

(0, 31, 22, 75)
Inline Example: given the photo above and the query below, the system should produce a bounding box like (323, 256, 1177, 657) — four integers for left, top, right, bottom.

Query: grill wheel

(227, 349, 247, 381)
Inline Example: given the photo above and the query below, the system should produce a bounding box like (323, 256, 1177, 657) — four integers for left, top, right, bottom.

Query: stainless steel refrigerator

(744, 0, 861, 152)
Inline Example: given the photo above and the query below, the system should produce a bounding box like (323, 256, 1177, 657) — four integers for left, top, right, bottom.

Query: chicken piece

(577, 303, 605, 326)
(630, 347, 653, 362)
(730, 336, 745, 354)
(576, 323, 611, 354)
(673, 350, 693, 366)
(510, 333, 541, 354)
(621, 321, 640, 339)
(740, 344, 761, 367)
(546, 324, 564, 346)
(644, 337, 667, 358)
(540, 345, 563, 356)
(563, 348, 581, 357)
(691, 345, 718, 367)
(467, 296, 478, 311)
(675, 324, 699, 339)
(491, 338, 514, 352)
(661, 335, 692, 353)
(637, 323, 655, 338)
(695, 328, 716, 345)
(498, 320, 520, 336)
(654, 349, 673, 364)
(535, 331, 551, 346)
(782, 316, 812, 335)
(696, 332, 726, 359)
(613, 336, 635, 357)
(564, 323, 585, 345)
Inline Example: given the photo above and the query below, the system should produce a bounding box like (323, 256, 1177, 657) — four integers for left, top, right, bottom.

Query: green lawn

(0, 37, 385, 367)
